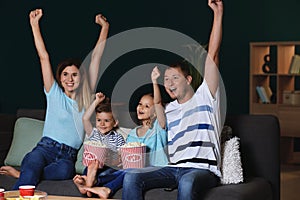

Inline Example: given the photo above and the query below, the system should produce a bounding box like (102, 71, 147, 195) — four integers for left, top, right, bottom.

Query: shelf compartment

(250, 45, 270, 74)
(251, 103, 277, 116)
(278, 106, 300, 137)
(277, 44, 295, 74)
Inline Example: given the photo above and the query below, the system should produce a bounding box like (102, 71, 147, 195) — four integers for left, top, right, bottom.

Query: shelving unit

(249, 41, 300, 163)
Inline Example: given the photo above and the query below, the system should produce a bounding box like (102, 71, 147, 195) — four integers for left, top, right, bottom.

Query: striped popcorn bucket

(82, 144, 108, 168)
(120, 146, 146, 169)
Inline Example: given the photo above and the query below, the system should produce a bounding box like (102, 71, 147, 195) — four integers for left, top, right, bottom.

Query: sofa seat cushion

(0, 174, 17, 190)
(203, 177, 272, 200)
(112, 177, 271, 200)
(36, 180, 84, 197)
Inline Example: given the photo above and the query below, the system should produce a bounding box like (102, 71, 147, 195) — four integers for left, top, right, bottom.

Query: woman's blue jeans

(122, 166, 219, 200)
(13, 136, 77, 190)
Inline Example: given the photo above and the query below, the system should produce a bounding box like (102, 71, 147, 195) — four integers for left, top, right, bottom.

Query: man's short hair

(168, 60, 202, 91)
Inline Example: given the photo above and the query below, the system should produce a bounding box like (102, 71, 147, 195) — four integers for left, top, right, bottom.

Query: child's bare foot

(86, 160, 99, 187)
(85, 186, 111, 199)
(86, 160, 100, 197)
(0, 166, 20, 178)
(73, 175, 87, 195)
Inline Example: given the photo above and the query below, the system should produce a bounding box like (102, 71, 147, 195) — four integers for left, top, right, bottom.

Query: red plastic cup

(0, 188, 4, 197)
(19, 185, 35, 197)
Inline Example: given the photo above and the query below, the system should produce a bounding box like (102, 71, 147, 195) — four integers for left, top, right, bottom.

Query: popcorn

(121, 142, 145, 148)
(83, 140, 107, 147)
(120, 142, 146, 169)
(82, 141, 108, 168)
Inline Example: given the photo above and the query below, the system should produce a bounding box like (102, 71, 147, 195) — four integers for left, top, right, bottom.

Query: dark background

(1, 0, 300, 115)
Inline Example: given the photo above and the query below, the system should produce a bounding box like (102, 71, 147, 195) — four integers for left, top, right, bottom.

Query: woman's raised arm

(29, 9, 54, 92)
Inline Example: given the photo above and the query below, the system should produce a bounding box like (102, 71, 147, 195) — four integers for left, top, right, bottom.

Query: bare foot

(0, 166, 20, 178)
(86, 160, 99, 187)
(73, 175, 87, 195)
(85, 186, 111, 199)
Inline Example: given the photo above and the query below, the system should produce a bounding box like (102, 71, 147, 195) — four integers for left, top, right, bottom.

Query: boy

(73, 92, 125, 197)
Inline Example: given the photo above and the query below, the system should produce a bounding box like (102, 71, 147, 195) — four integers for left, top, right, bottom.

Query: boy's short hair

(95, 97, 112, 114)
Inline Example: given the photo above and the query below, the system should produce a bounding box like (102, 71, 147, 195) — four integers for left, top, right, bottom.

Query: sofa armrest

(225, 114, 280, 200)
(0, 114, 16, 166)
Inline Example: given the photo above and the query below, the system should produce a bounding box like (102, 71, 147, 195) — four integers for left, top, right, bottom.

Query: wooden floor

(281, 164, 300, 200)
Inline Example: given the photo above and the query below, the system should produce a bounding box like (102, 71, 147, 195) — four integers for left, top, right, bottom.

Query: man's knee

(179, 175, 195, 192)
(123, 171, 141, 186)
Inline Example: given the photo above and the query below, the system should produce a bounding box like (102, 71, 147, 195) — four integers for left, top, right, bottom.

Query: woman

(0, 8, 109, 190)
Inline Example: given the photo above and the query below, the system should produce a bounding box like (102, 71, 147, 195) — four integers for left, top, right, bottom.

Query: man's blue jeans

(13, 136, 77, 190)
(122, 166, 219, 200)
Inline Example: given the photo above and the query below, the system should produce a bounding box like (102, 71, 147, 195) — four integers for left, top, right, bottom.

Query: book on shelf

(264, 85, 273, 101)
(289, 54, 300, 74)
(256, 86, 270, 104)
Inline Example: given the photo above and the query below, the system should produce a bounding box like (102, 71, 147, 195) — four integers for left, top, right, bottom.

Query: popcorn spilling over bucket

(82, 141, 107, 168)
(120, 142, 146, 169)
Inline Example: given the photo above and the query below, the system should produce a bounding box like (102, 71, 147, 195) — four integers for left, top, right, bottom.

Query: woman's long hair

(56, 58, 92, 111)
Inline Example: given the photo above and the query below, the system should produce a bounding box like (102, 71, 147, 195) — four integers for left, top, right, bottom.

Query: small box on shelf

(283, 90, 300, 105)
(292, 91, 300, 105)
(283, 91, 292, 104)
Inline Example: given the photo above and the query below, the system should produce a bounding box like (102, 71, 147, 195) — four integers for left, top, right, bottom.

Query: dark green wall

(1, 0, 300, 114)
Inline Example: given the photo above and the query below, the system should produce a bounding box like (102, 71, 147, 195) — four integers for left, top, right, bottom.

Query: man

(122, 0, 223, 199)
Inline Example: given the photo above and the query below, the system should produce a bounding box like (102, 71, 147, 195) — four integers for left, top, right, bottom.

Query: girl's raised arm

(151, 66, 166, 129)
(29, 9, 54, 92)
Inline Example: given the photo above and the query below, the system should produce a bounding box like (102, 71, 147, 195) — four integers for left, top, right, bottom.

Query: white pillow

(220, 136, 244, 184)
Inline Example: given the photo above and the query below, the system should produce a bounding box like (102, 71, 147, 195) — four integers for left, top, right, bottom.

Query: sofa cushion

(4, 117, 85, 174)
(75, 145, 85, 174)
(4, 117, 44, 167)
(221, 136, 243, 184)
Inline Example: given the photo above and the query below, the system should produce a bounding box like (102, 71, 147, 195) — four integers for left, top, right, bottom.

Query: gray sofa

(0, 109, 280, 200)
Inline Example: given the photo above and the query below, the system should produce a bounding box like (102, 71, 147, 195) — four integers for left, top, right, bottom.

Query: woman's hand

(95, 14, 109, 29)
(29, 9, 43, 27)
